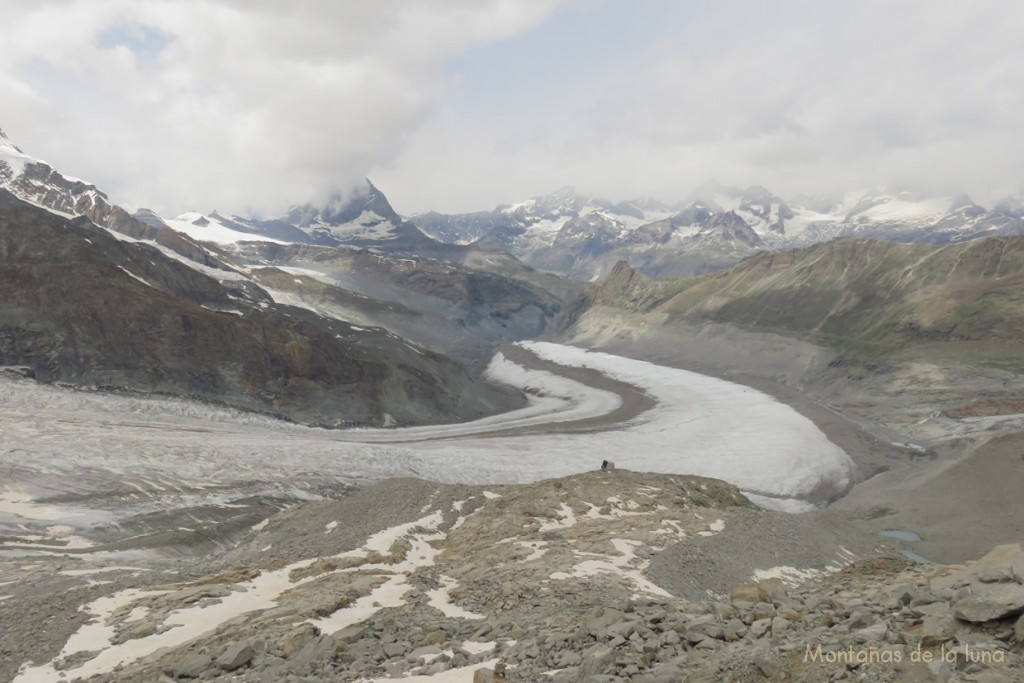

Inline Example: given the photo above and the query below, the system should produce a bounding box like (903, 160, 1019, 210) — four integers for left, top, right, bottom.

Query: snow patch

(550, 538, 671, 598)
(751, 565, 825, 586)
(515, 540, 549, 563)
(426, 575, 485, 620)
(537, 503, 577, 533)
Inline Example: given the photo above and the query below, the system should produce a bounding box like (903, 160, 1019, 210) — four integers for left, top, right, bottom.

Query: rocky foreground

(4, 471, 1024, 682)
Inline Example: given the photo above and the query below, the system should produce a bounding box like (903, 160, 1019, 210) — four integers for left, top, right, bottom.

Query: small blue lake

(878, 529, 932, 563)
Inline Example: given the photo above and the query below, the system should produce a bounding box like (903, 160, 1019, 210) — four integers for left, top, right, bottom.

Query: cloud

(3, 1, 1022, 216)
(376, 0, 1024, 212)
(0, 0, 564, 215)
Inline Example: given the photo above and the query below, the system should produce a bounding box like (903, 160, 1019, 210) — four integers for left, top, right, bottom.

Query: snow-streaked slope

(303, 210, 398, 242)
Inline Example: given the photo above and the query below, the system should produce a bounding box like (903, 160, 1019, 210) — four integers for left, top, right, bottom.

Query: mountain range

(414, 182, 1024, 279)
(0, 129, 570, 426)
(4, 122, 1024, 425)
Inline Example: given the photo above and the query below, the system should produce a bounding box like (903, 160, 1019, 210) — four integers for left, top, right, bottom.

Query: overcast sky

(2, 0, 1023, 216)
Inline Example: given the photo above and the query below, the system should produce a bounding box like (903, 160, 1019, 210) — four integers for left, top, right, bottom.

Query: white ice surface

(0, 343, 852, 525)
(163, 212, 287, 245)
(497, 342, 855, 503)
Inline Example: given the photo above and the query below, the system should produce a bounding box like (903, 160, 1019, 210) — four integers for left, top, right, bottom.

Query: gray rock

(659, 630, 680, 646)
(909, 601, 951, 618)
(604, 620, 634, 640)
(730, 583, 769, 604)
(556, 650, 582, 668)
(758, 577, 789, 604)
(852, 622, 888, 643)
(382, 641, 408, 658)
(771, 616, 790, 635)
(290, 635, 337, 670)
(747, 618, 771, 640)
(408, 645, 443, 660)
(173, 653, 213, 679)
(587, 607, 628, 637)
(427, 661, 451, 674)
(953, 583, 1024, 622)
(646, 663, 686, 683)
(694, 637, 719, 650)
(279, 623, 319, 657)
(216, 642, 254, 672)
(723, 619, 747, 641)
(332, 623, 368, 645)
(579, 645, 617, 677)
(902, 613, 957, 647)
(473, 667, 501, 682)
(756, 653, 782, 678)
(846, 608, 877, 629)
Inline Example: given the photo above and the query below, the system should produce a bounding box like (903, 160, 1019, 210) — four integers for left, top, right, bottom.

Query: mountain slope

(0, 190, 520, 426)
(232, 242, 565, 371)
(555, 236, 1024, 367)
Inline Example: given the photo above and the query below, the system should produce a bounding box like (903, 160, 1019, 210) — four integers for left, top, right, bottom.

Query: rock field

(4, 471, 1023, 682)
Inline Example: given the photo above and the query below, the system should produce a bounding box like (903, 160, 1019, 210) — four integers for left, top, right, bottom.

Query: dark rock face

(0, 192, 519, 427)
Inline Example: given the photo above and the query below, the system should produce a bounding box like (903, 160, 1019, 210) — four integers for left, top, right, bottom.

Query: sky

(2, 0, 1023, 216)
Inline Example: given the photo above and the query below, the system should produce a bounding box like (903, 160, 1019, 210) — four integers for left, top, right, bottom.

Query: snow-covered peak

(0, 129, 36, 181)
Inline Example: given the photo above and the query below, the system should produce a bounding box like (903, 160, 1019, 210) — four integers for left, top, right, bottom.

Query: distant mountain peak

(949, 193, 976, 212)
(288, 179, 400, 228)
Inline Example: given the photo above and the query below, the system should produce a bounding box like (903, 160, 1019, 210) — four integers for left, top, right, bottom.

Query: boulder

(758, 577, 789, 604)
(730, 583, 769, 604)
(173, 653, 213, 679)
(953, 582, 1024, 622)
(932, 544, 1024, 592)
(901, 613, 957, 647)
(747, 618, 772, 640)
(473, 667, 507, 682)
(216, 642, 254, 671)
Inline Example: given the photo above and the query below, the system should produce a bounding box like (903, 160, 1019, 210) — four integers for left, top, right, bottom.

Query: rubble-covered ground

(4, 471, 1023, 682)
